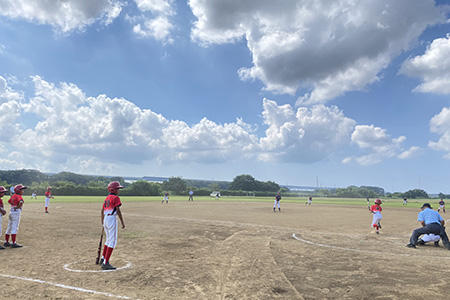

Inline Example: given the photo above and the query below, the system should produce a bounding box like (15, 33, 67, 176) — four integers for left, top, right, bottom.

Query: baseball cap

(421, 203, 432, 209)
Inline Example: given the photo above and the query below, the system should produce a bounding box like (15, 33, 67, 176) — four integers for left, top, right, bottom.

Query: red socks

(11, 234, 16, 243)
(105, 247, 114, 264)
(5, 234, 10, 242)
(102, 246, 114, 264)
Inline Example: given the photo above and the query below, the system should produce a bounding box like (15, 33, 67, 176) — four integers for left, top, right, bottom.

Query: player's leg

(0, 216, 3, 249)
(371, 214, 380, 233)
(45, 197, 50, 213)
(102, 216, 117, 270)
(4, 212, 15, 246)
(10, 212, 22, 247)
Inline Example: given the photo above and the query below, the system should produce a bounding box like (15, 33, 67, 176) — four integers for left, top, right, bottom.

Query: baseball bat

(95, 228, 104, 265)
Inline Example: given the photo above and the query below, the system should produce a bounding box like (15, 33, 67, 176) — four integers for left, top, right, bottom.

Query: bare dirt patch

(1, 201, 448, 299)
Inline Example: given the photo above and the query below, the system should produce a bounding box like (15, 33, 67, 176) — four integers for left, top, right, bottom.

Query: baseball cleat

(11, 243, 22, 248)
(3, 242, 11, 247)
(405, 243, 416, 248)
(417, 239, 425, 245)
(434, 241, 440, 247)
(0, 245, 5, 250)
(101, 262, 116, 270)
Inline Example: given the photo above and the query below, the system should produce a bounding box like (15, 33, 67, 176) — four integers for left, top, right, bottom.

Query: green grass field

(24, 194, 439, 208)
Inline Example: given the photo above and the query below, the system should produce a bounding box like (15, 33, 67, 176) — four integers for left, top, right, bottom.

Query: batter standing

(4, 184, 27, 248)
(438, 199, 445, 213)
(370, 199, 383, 234)
(0, 186, 8, 250)
(100, 181, 125, 270)
(44, 187, 54, 213)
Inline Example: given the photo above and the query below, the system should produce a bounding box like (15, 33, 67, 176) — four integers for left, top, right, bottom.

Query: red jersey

(370, 204, 382, 214)
(8, 194, 24, 207)
(0, 198, 3, 208)
(45, 191, 51, 198)
(103, 193, 122, 215)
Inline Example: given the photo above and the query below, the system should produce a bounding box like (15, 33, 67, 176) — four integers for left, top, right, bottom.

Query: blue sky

(1, 0, 450, 193)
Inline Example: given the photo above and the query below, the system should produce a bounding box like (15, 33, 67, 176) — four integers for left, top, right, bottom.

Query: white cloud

(344, 125, 407, 165)
(0, 76, 23, 141)
(258, 99, 355, 162)
(133, 15, 174, 44)
(189, 0, 446, 103)
(428, 107, 450, 156)
(398, 146, 423, 159)
(131, 0, 175, 44)
(14, 76, 258, 173)
(400, 34, 450, 94)
(0, 0, 123, 33)
(2, 76, 416, 174)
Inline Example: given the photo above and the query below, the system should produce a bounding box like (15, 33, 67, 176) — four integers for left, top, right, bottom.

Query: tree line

(0, 169, 438, 198)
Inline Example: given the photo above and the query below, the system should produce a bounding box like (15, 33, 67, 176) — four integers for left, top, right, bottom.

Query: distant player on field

(162, 191, 169, 204)
(370, 199, 383, 234)
(273, 192, 281, 212)
(188, 190, 194, 201)
(403, 197, 408, 205)
(0, 186, 8, 250)
(31, 191, 37, 199)
(438, 199, 445, 213)
(100, 181, 125, 270)
(44, 187, 54, 213)
(305, 196, 312, 205)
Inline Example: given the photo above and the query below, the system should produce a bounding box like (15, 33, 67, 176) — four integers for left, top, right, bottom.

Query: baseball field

(1, 196, 449, 300)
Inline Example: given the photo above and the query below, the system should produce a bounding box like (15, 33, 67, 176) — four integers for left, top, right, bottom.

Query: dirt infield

(1, 200, 449, 299)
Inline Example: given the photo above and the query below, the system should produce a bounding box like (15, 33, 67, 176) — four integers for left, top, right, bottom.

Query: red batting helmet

(14, 184, 27, 194)
(375, 199, 382, 205)
(108, 181, 124, 193)
(0, 186, 7, 193)
(47, 186, 52, 190)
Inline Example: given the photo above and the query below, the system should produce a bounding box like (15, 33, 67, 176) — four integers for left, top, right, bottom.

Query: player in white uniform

(162, 192, 169, 203)
(273, 192, 281, 212)
(370, 199, 383, 234)
(0, 186, 8, 250)
(188, 190, 194, 201)
(4, 184, 27, 248)
(305, 196, 312, 205)
(44, 187, 54, 213)
(100, 181, 125, 270)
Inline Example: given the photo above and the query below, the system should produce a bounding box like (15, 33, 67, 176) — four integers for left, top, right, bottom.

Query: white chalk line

(0, 273, 139, 300)
(63, 259, 133, 273)
(292, 233, 450, 259)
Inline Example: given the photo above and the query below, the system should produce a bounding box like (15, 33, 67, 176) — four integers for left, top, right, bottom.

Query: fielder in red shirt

(370, 199, 383, 234)
(5, 184, 27, 247)
(100, 181, 125, 270)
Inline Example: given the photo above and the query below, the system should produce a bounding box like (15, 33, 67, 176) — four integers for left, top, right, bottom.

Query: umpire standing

(406, 203, 450, 249)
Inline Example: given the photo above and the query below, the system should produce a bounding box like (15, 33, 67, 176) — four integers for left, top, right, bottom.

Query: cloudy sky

(1, 0, 450, 193)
